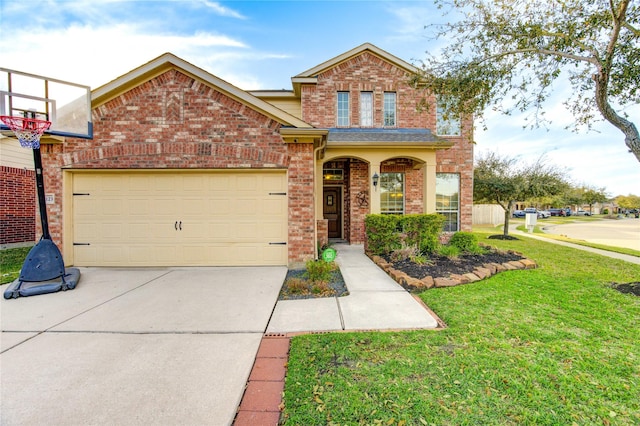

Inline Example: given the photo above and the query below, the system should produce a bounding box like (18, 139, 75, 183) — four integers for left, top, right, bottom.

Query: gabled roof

(92, 53, 313, 128)
(291, 43, 420, 95)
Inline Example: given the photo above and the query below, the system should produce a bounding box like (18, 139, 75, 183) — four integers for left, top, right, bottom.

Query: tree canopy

(474, 151, 567, 236)
(414, 0, 640, 162)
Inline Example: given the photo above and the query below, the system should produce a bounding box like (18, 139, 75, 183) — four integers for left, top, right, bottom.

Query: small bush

(449, 231, 482, 254)
(390, 244, 420, 262)
(311, 281, 332, 295)
(365, 213, 445, 256)
(284, 277, 308, 294)
(436, 244, 460, 259)
(411, 254, 431, 265)
(365, 214, 402, 254)
(304, 259, 335, 283)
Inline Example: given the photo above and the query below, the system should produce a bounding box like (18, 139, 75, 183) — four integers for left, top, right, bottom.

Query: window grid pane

(436, 97, 461, 136)
(380, 172, 404, 214)
(436, 173, 460, 231)
(360, 92, 373, 127)
(337, 92, 350, 127)
(383, 92, 396, 126)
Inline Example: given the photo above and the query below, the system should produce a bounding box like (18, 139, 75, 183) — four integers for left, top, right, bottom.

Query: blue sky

(1, 0, 638, 197)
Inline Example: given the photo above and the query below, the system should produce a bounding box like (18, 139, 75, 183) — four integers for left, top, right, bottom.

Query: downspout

(313, 135, 327, 260)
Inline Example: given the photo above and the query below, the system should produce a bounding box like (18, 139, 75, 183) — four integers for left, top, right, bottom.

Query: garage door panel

(73, 171, 287, 266)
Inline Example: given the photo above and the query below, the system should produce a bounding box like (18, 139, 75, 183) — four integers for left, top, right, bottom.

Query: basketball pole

(32, 147, 52, 240)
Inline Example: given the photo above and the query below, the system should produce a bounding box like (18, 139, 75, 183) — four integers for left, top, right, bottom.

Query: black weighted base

(3, 268, 80, 299)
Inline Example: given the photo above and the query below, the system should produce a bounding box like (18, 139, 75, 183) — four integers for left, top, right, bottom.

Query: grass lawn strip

(282, 231, 640, 425)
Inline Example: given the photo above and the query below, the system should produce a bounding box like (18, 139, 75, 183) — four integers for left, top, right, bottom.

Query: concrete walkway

(267, 243, 439, 333)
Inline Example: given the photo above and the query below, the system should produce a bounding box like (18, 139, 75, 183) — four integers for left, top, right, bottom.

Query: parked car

(576, 209, 591, 216)
(522, 207, 548, 219)
(513, 210, 526, 218)
(548, 208, 566, 217)
(538, 210, 551, 218)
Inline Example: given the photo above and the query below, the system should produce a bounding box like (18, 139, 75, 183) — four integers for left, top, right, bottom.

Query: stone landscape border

(369, 252, 538, 291)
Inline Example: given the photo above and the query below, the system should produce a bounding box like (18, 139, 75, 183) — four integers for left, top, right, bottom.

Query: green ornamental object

(321, 248, 337, 262)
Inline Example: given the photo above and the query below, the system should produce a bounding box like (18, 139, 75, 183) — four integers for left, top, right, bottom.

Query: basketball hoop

(0, 115, 52, 149)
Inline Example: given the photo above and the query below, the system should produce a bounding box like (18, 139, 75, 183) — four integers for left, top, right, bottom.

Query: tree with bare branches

(414, 0, 640, 161)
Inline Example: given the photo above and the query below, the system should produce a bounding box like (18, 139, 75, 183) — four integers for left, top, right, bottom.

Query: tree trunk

(503, 200, 514, 236)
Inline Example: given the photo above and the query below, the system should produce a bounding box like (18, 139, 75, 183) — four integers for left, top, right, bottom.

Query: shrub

(364, 214, 402, 255)
(411, 254, 430, 265)
(449, 231, 482, 254)
(284, 277, 308, 294)
(304, 259, 335, 283)
(401, 214, 446, 254)
(365, 213, 445, 256)
(390, 244, 420, 262)
(311, 281, 332, 295)
(436, 244, 460, 259)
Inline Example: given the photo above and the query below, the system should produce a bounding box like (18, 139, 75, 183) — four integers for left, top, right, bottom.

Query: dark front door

(323, 188, 342, 239)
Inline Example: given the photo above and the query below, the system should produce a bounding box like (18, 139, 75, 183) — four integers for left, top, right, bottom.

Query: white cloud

(197, 0, 246, 19)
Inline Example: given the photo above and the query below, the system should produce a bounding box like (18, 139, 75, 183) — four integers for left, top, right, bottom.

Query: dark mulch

(487, 234, 520, 240)
(611, 282, 640, 297)
(382, 250, 526, 281)
(278, 268, 349, 300)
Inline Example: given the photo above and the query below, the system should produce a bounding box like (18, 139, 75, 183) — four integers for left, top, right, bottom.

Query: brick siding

(42, 69, 314, 264)
(0, 166, 36, 245)
(304, 51, 474, 239)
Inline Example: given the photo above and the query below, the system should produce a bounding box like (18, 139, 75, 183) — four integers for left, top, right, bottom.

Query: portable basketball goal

(1, 114, 80, 299)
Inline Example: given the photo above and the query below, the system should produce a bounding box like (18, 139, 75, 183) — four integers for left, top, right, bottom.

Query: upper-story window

(383, 92, 396, 127)
(360, 92, 373, 127)
(436, 97, 461, 136)
(337, 92, 350, 127)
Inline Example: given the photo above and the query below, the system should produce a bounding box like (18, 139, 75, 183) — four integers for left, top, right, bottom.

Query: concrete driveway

(1, 266, 286, 425)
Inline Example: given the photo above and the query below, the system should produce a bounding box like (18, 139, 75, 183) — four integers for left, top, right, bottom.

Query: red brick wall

(1, 166, 36, 245)
(348, 161, 368, 244)
(302, 51, 474, 233)
(301, 52, 436, 129)
(436, 115, 474, 232)
(41, 69, 309, 264)
(286, 142, 316, 265)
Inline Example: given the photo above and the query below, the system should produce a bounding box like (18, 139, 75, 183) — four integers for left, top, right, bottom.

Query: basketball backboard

(0, 67, 92, 139)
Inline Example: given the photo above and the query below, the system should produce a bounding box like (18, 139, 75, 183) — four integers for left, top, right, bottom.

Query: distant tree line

(473, 151, 638, 236)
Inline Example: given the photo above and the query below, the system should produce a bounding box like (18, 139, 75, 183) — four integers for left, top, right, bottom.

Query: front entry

(323, 187, 342, 239)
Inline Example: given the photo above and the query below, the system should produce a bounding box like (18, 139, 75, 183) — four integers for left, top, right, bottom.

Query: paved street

(541, 218, 640, 251)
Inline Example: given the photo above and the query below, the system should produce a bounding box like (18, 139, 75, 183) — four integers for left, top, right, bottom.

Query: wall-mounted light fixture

(372, 172, 379, 191)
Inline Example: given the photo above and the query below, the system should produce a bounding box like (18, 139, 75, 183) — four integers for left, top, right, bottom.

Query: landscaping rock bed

(370, 249, 537, 292)
(278, 268, 348, 300)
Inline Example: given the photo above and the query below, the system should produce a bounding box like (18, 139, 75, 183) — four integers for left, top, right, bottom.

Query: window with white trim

(380, 172, 404, 214)
(436, 173, 460, 231)
(383, 92, 396, 126)
(337, 92, 350, 127)
(360, 92, 373, 126)
(436, 97, 461, 136)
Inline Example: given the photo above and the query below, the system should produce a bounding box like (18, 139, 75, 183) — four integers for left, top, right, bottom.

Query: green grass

(0, 246, 31, 285)
(482, 220, 640, 258)
(282, 232, 640, 425)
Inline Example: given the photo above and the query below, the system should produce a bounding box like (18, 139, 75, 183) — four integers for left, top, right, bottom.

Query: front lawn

(282, 232, 640, 425)
(0, 246, 31, 285)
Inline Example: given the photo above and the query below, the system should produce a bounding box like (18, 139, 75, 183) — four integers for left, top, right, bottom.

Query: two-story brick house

(29, 43, 472, 267)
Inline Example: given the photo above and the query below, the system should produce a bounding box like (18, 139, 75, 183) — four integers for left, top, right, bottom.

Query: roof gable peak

(294, 43, 419, 79)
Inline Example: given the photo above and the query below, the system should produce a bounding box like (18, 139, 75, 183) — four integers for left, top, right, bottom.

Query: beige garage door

(72, 171, 288, 266)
